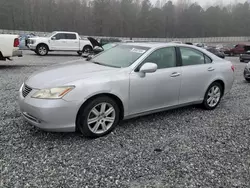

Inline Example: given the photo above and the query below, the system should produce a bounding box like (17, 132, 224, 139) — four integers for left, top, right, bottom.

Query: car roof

(122, 42, 203, 49)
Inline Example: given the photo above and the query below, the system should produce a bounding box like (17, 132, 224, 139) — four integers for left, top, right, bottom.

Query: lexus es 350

(18, 43, 235, 138)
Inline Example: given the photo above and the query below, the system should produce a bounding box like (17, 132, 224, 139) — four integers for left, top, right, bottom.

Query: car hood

(87, 37, 102, 48)
(29, 37, 47, 40)
(25, 59, 118, 89)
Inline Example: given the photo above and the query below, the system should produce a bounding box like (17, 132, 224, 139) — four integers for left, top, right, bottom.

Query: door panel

(178, 47, 215, 104)
(65, 34, 79, 51)
(129, 67, 182, 115)
(179, 64, 215, 104)
(50, 33, 68, 50)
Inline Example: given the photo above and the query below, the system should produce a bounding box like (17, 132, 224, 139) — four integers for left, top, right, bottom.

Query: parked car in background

(243, 62, 250, 81)
(19, 33, 37, 50)
(83, 37, 119, 58)
(18, 43, 234, 138)
(99, 38, 122, 46)
(171, 41, 183, 44)
(194, 43, 207, 49)
(224, 44, 248, 56)
(27, 31, 92, 56)
(0, 34, 22, 61)
(207, 47, 225, 59)
(239, 45, 250, 62)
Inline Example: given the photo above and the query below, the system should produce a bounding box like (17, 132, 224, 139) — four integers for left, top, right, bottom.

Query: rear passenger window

(180, 47, 205, 66)
(66, 34, 77, 40)
(205, 55, 212, 64)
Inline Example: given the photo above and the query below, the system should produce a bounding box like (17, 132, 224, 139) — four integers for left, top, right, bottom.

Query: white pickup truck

(0, 34, 22, 61)
(27, 31, 93, 56)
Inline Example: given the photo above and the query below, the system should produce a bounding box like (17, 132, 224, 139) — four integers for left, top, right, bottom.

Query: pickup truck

(224, 44, 248, 56)
(0, 34, 22, 61)
(27, 31, 92, 56)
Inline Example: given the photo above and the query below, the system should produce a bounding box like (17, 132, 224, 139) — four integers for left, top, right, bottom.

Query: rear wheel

(202, 82, 222, 110)
(77, 51, 82, 56)
(77, 96, 120, 138)
(36, 44, 48, 56)
(82, 45, 92, 53)
(240, 59, 244, 62)
(245, 78, 250, 82)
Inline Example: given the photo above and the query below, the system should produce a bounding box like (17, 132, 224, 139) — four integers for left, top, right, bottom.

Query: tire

(245, 78, 250, 82)
(36, 44, 48, 56)
(77, 96, 120, 138)
(240, 59, 244, 62)
(77, 51, 82, 56)
(82, 45, 92, 53)
(202, 82, 223, 110)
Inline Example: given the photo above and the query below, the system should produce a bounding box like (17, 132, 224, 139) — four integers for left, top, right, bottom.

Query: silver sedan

(18, 43, 235, 138)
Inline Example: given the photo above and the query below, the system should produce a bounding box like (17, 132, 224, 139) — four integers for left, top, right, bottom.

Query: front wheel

(202, 82, 223, 110)
(36, 44, 48, 56)
(77, 96, 120, 138)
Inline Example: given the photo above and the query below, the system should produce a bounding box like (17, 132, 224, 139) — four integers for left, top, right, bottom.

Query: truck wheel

(83, 46, 92, 53)
(36, 44, 48, 56)
(77, 51, 83, 56)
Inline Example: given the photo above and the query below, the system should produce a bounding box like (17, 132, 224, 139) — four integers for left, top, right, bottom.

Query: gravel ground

(1, 51, 250, 188)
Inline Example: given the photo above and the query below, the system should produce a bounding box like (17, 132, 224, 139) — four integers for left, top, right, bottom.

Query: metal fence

(1, 29, 250, 43)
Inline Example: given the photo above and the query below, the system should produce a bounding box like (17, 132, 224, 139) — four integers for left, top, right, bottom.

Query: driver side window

(53, 33, 66, 40)
(142, 47, 176, 69)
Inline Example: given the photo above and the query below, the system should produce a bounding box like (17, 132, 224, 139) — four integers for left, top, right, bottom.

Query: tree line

(0, 0, 250, 38)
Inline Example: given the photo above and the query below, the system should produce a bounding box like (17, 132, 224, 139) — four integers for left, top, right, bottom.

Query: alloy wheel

(207, 85, 221, 107)
(39, 46, 47, 55)
(87, 102, 115, 134)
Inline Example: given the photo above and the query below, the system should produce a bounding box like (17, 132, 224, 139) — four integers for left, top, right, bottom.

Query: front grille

(22, 84, 32, 97)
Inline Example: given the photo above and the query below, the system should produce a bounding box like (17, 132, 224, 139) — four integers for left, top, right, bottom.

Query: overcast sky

(151, 0, 248, 7)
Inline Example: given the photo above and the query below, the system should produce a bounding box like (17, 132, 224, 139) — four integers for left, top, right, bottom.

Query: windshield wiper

(92, 61, 121, 68)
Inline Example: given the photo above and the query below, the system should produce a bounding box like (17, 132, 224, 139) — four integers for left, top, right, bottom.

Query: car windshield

(46, 32, 57, 38)
(90, 45, 150, 68)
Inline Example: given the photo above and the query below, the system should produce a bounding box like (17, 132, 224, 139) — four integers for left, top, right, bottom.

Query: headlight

(31, 86, 75, 99)
(30, 39, 36, 44)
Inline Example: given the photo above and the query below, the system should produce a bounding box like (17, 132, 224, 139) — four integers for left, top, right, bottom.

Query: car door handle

(208, 67, 215, 71)
(170, 72, 181, 77)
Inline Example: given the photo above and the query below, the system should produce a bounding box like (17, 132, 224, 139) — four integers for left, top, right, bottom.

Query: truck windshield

(90, 45, 150, 68)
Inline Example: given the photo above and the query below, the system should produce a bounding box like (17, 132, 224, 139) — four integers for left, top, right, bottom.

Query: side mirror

(139, 62, 157, 73)
(51, 37, 56, 40)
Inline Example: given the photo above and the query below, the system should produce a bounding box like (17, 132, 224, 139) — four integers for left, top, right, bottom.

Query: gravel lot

(1, 51, 250, 188)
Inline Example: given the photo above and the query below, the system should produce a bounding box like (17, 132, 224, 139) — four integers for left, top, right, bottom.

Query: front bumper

(27, 44, 37, 50)
(18, 85, 81, 132)
(13, 50, 22, 57)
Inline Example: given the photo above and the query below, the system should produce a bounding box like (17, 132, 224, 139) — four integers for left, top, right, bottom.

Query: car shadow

(0, 64, 45, 69)
(29, 53, 82, 57)
(25, 105, 202, 142)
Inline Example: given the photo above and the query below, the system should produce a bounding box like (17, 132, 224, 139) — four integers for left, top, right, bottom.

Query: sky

(151, 0, 248, 7)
